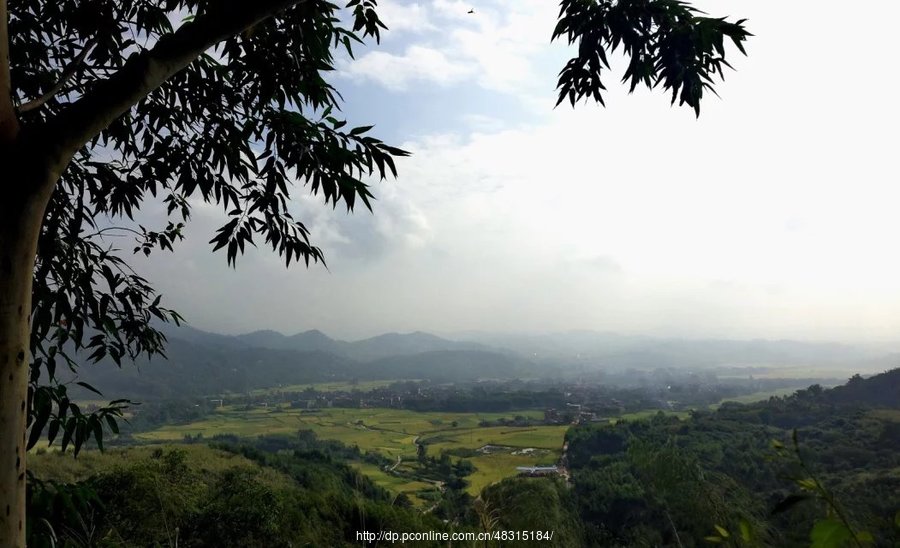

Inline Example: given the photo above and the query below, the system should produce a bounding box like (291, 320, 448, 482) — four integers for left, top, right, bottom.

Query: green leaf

(47, 419, 60, 445)
(704, 536, 723, 544)
(810, 519, 853, 548)
(350, 125, 374, 136)
(75, 381, 103, 397)
(73, 421, 86, 456)
(739, 519, 752, 542)
(105, 414, 120, 435)
(27, 391, 52, 450)
(60, 417, 76, 452)
(92, 419, 104, 451)
(714, 525, 729, 538)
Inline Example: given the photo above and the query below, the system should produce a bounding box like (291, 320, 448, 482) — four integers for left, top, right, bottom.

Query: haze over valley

(65, 323, 900, 401)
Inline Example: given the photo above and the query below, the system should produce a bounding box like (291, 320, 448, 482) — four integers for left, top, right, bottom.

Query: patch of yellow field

(249, 379, 410, 395)
(351, 462, 435, 506)
(465, 452, 558, 495)
(612, 410, 690, 423)
(139, 406, 568, 498)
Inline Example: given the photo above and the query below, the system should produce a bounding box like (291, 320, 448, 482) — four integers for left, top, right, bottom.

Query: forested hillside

(29, 438, 451, 547)
(66, 328, 539, 399)
(824, 369, 900, 407)
(565, 369, 900, 546)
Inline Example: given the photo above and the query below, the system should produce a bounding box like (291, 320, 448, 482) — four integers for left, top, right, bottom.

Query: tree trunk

(0, 152, 55, 548)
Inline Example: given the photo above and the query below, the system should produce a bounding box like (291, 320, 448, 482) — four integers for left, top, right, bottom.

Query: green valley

(136, 406, 568, 498)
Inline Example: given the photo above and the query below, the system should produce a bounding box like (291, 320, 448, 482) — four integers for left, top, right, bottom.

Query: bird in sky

(468, 8, 474, 14)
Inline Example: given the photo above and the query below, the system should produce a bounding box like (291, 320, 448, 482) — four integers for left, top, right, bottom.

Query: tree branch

(17, 40, 95, 113)
(0, 0, 19, 142)
(46, 0, 304, 158)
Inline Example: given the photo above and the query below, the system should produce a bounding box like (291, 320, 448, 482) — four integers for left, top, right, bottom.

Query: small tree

(417, 441, 427, 464)
(0, 0, 749, 544)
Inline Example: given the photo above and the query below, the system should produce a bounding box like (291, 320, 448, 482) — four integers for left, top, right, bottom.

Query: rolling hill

(68, 326, 536, 399)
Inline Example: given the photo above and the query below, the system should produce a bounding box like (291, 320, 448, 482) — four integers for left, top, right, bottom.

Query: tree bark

(0, 146, 56, 548)
(0, 0, 19, 142)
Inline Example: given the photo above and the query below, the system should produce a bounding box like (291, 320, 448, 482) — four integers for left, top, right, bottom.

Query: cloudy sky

(138, 0, 900, 342)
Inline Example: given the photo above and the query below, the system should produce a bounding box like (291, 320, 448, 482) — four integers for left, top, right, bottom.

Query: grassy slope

(29, 444, 291, 487)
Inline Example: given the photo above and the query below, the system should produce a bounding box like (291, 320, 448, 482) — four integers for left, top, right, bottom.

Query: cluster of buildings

(515, 466, 560, 477)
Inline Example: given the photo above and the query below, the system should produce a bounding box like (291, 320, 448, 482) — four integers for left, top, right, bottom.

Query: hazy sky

(135, 0, 900, 342)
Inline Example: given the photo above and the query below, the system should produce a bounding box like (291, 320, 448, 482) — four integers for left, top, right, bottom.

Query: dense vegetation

(28, 436, 451, 547)
(565, 369, 900, 546)
(26, 369, 899, 547)
(480, 477, 584, 547)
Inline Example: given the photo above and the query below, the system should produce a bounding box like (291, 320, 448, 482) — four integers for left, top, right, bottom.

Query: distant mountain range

(231, 328, 493, 361)
(69, 325, 537, 399)
(170, 325, 896, 368)
(66, 324, 900, 400)
(454, 330, 895, 371)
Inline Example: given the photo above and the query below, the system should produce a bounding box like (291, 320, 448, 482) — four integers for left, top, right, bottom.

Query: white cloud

(340, 45, 474, 91)
(138, 0, 900, 342)
(364, 78, 900, 340)
(431, 0, 474, 20)
(340, 0, 567, 99)
(286, 180, 433, 261)
(461, 113, 506, 132)
(445, 0, 563, 93)
(376, 0, 436, 34)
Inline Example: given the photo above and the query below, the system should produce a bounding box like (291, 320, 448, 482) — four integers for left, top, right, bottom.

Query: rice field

(716, 366, 852, 380)
(248, 379, 409, 395)
(138, 406, 567, 497)
(716, 387, 801, 405)
(613, 409, 691, 423)
(351, 462, 436, 505)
